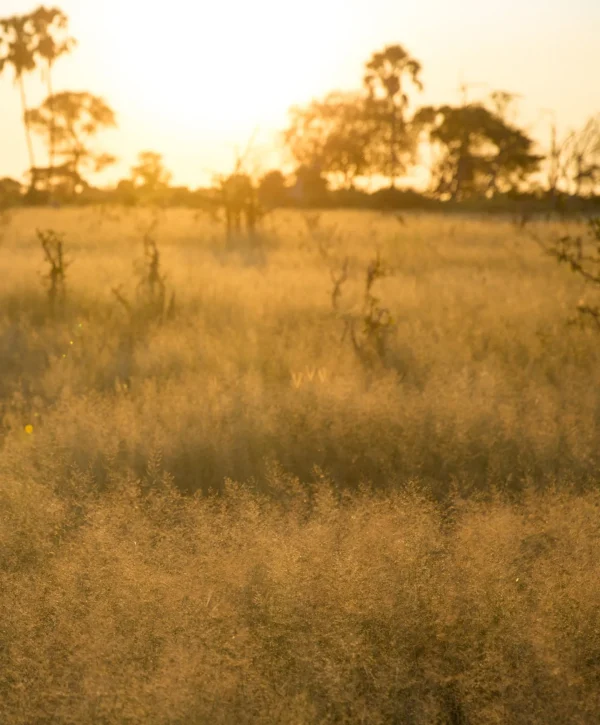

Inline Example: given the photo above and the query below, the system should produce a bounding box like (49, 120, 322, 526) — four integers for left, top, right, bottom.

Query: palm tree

(0, 14, 38, 174)
(29, 6, 76, 174)
(363, 44, 423, 189)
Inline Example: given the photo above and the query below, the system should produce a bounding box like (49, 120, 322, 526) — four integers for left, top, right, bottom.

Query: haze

(1, 0, 599, 187)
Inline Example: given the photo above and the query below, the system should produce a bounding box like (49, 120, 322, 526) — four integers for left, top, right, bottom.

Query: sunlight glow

(98, 1, 353, 136)
(2, 0, 599, 186)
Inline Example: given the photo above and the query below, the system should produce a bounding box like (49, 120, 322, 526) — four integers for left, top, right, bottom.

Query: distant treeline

(1, 174, 599, 218)
(1, 6, 599, 213)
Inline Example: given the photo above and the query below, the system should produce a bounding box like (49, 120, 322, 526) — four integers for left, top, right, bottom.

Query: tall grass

(0, 207, 599, 723)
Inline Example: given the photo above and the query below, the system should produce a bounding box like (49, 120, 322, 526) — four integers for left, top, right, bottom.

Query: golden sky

(1, 0, 599, 188)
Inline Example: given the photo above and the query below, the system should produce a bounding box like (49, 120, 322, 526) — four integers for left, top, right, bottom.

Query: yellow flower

(24, 424, 34, 435)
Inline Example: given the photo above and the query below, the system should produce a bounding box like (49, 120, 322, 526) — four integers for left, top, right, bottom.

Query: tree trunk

(389, 100, 397, 190)
(390, 110, 396, 189)
(46, 61, 56, 175)
(487, 165, 498, 197)
(452, 152, 464, 201)
(18, 73, 36, 184)
(574, 155, 583, 197)
(547, 124, 560, 196)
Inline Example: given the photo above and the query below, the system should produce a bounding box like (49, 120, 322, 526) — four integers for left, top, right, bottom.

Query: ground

(0, 206, 599, 723)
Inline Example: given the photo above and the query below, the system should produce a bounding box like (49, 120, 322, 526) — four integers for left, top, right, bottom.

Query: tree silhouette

(258, 170, 288, 208)
(29, 6, 76, 174)
(489, 90, 521, 125)
(0, 177, 23, 206)
(0, 14, 38, 173)
(26, 91, 117, 195)
(291, 164, 329, 206)
(285, 92, 374, 188)
(563, 116, 600, 197)
(543, 120, 572, 200)
(363, 44, 423, 188)
(131, 151, 172, 192)
(415, 104, 541, 200)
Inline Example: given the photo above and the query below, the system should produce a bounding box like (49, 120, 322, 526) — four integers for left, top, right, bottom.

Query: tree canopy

(2, 8, 599, 206)
(131, 151, 172, 192)
(26, 91, 117, 184)
(413, 103, 542, 200)
(283, 44, 426, 191)
(284, 92, 375, 188)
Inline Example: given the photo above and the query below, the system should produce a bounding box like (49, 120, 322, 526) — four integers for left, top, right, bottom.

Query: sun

(96, 0, 355, 138)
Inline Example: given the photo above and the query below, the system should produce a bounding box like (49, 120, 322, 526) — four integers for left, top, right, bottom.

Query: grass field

(1, 206, 599, 723)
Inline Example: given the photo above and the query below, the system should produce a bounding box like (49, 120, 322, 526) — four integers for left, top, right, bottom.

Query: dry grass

(0, 207, 599, 723)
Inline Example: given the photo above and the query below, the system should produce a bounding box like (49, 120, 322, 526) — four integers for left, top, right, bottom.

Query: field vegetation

(1, 207, 599, 723)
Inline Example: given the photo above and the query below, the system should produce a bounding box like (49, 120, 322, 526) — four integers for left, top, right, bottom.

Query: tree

(284, 92, 374, 188)
(258, 170, 288, 208)
(0, 177, 23, 206)
(489, 90, 521, 125)
(25, 91, 117, 193)
(414, 104, 541, 200)
(563, 116, 600, 197)
(543, 120, 573, 200)
(0, 14, 38, 172)
(483, 109, 542, 197)
(363, 44, 423, 188)
(114, 179, 138, 206)
(290, 164, 329, 206)
(29, 6, 76, 174)
(131, 151, 172, 192)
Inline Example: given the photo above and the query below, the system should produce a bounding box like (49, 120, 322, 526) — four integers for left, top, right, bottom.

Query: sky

(1, 0, 599, 189)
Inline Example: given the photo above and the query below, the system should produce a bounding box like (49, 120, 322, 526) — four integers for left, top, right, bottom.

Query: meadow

(0, 206, 599, 723)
